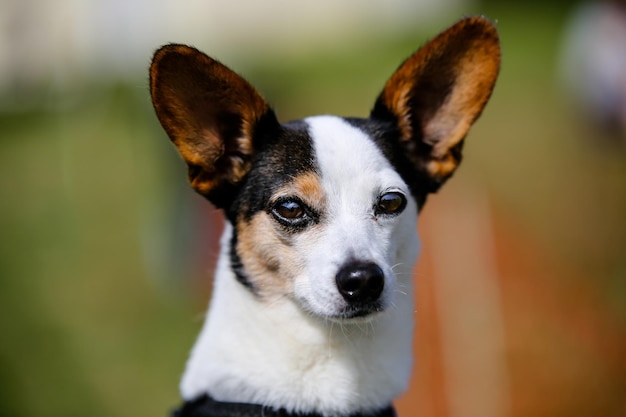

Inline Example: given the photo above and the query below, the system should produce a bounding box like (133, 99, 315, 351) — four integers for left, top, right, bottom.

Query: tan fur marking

(273, 172, 326, 212)
(235, 171, 326, 298)
(426, 37, 501, 160)
(382, 85, 413, 143)
(236, 213, 300, 298)
(425, 155, 457, 180)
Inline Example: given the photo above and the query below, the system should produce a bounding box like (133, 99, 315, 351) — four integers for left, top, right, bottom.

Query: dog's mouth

(295, 295, 386, 324)
(328, 302, 385, 322)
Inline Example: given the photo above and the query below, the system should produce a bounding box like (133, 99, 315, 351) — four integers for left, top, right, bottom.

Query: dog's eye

(269, 198, 312, 228)
(376, 191, 407, 216)
(269, 196, 320, 230)
(274, 200, 304, 220)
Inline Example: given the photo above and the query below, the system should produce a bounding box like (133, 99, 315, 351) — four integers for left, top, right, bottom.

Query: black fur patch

(344, 117, 434, 210)
(226, 120, 317, 222)
(204, 110, 279, 211)
(229, 230, 256, 292)
(227, 120, 318, 291)
(173, 394, 397, 417)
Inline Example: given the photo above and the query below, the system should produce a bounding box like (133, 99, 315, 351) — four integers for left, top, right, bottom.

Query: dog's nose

(335, 261, 384, 303)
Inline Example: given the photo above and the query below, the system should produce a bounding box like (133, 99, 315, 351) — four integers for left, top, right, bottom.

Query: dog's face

(149, 17, 500, 321)
(228, 115, 420, 320)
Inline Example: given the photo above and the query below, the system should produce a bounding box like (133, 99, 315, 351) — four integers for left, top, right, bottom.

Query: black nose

(335, 261, 384, 303)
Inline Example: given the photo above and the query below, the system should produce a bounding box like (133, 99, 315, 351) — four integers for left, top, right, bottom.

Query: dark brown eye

(275, 200, 304, 220)
(270, 197, 318, 229)
(376, 191, 407, 215)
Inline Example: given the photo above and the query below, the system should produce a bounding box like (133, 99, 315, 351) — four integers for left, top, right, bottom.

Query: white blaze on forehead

(304, 115, 410, 267)
(305, 115, 400, 200)
(293, 115, 418, 319)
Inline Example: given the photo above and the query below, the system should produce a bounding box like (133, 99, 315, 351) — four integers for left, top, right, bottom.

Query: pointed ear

(149, 44, 279, 207)
(371, 16, 500, 194)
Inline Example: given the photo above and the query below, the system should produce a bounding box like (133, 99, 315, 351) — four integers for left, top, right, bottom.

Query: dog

(149, 16, 500, 417)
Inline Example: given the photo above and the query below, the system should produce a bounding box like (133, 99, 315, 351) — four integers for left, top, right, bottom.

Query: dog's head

(149, 17, 500, 321)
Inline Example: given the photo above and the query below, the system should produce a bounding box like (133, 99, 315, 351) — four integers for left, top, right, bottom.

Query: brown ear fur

(149, 44, 277, 206)
(372, 16, 501, 191)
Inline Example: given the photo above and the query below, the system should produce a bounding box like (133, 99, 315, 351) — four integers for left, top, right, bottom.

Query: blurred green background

(1, 1, 625, 416)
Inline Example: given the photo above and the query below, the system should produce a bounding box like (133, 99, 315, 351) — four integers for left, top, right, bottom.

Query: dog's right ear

(371, 17, 500, 203)
(150, 44, 278, 207)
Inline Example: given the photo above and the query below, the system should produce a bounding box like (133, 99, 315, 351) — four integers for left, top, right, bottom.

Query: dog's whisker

(390, 262, 405, 271)
(388, 301, 400, 314)
(327, 320, 335, 357)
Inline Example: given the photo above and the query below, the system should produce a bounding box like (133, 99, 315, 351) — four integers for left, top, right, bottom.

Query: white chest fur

(180, 225, 416, 417)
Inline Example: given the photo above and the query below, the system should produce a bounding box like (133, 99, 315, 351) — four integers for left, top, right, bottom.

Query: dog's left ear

(371, 16, 500, 196)
(150, 44, 278, 208)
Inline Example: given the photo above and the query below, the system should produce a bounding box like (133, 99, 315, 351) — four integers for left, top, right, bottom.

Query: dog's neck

(180, 224, 416, 417)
